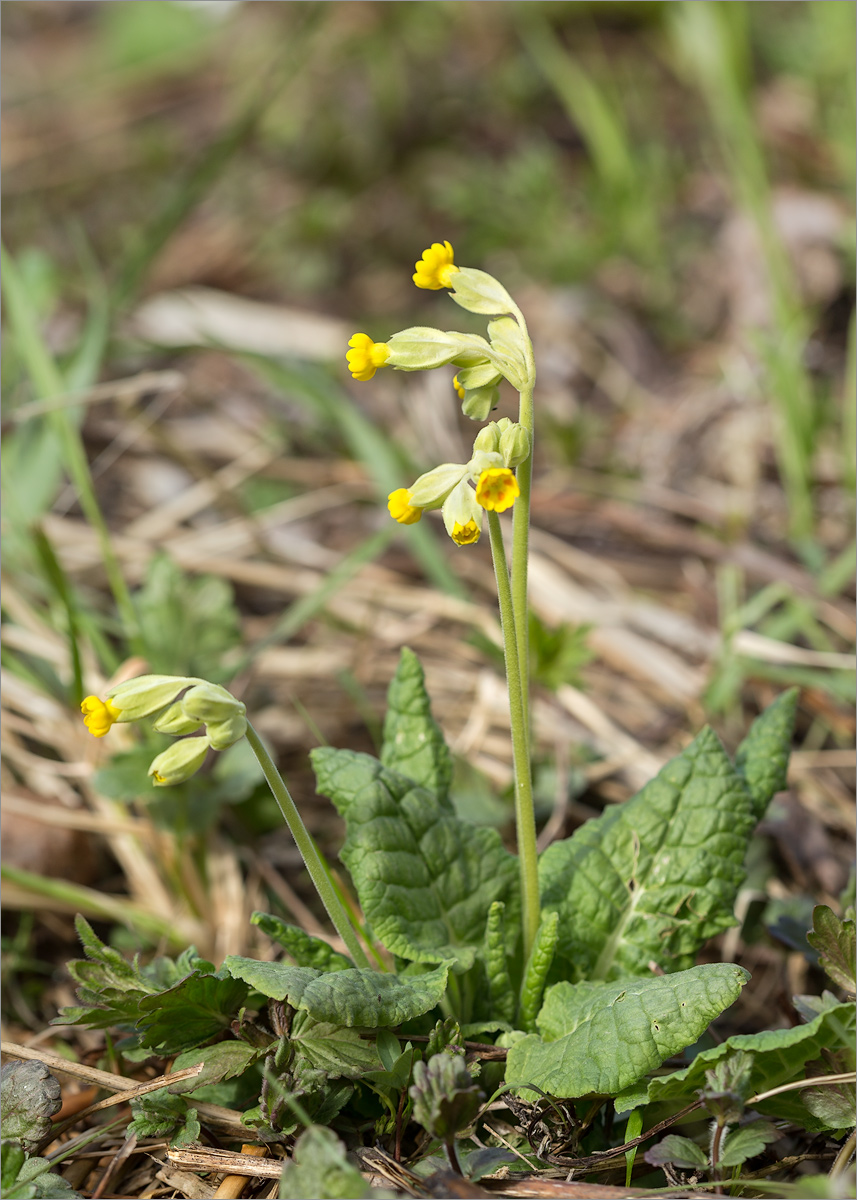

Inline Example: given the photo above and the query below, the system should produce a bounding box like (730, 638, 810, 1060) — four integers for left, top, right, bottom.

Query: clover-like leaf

(222, 957, 450, 1028)
(505, 964, 749, 1099)
(312, 748, 518, 969)
(380, 648, 452, 801)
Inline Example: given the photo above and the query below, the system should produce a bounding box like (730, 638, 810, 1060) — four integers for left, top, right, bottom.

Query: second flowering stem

(244, 722, 374, 970)
(486, 512, 540, 960)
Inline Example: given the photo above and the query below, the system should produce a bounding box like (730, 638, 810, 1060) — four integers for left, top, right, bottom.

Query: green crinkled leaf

(136, 970, 249, 1053)
(484, 902, 516, 1026)
(734, 688, 798, 818)
(251, 912, 352, 972)
(718, 1122, 781, 1167)
(615, 997, 856, 1130)
(540, 726, 760, 981)
(807, 905, 856, 994)
(380, 648, 452, 801)
(519, 911, 559, 1033)
(505, 964, 749, 1099)
(168, 1042, 261, 1095)
(289, 1011, 383, 1078)
(312, 748, 518, 969)
(222, 957, 450, 1027)
(128, 1091, 200, 1146)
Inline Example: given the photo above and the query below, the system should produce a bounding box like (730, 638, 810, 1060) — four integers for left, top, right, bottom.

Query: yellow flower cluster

(81, 676, 247, 786)
(347, 243, 531, 547)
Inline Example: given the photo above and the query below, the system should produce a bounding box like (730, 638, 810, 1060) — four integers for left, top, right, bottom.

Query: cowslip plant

(58, 245, 846, 1192)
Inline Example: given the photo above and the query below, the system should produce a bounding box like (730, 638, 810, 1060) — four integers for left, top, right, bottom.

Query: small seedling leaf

(807, 905, 856, 994)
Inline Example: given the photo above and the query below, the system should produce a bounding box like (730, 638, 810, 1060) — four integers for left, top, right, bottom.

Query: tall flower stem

(487, 511, 540, 959)
(245, 722, 373, 970)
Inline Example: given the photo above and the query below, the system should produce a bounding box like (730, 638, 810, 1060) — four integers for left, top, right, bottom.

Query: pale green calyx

(499, 422, 531, 469)
(148, 736, 211, 786)
(449, 266, 516, 317)
(487, 317, 529, 391)
(180, 682, 246, 724)
(467, 449, 504, 477)
(461, 385, 500, 422)
(408, 463, 469, 509)
(206, 714, 249, 751)
(106, 674, 202, 721)
(153, 702, 203, 736)
(385, 328, 493, 372)
(473, 423, 502, 454)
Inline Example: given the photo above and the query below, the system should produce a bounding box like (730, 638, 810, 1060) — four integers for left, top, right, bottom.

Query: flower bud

(408, 463, 468, 509)
(107, 674, 200, 721)
(153, 702, 203, 736)
(449, 267, 515, 317)
(499, 422, 531, 468)
(461, 385, 499, 422)
(180, 682, 245, 724)
(206, 714, 248, 751)
(148, 737, 210, 787)
(473, 423, 501, 454)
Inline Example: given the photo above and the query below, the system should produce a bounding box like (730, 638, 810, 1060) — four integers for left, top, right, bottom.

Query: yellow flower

(81, 696, 122, 738)
(347, 333, 390, 381)
(451, 519, 481, 546)
(413, 241, 459, 290)
(387, 488, 423, 525)
(475, 467, 520, 513)
(452, 374, 465, 401)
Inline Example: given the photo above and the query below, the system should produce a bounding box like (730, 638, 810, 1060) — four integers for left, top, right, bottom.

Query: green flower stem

(511, 382, 534, 733)
(509, 298, 536, 736)
(244, 721, 374, 970)
(486, 512, 540, 960)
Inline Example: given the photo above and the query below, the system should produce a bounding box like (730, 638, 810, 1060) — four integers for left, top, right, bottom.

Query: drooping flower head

(387, 488, 423, 525)
(80, 696, 121, 738)
(413, 241, 459, 291)
(347, 333, 390, 381)
(476, 467, 520, 513)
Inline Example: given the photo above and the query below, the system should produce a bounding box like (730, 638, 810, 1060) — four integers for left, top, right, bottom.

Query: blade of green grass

(1, 243, 142, 652)
(31, 525, 85, 707)
(1, 865, 191, 950)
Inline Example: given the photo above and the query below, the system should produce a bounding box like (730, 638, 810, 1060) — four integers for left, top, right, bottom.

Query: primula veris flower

(451, 519, 481, 546)
(347, 333, 390, 381)
(388, 488, 423, 525)
(413, 241, 459, 290)
(476, 467, 520, 513)
(107, 674, 200, 720)
(453, 375, 465, 401)
(81, 696, 121, 738)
